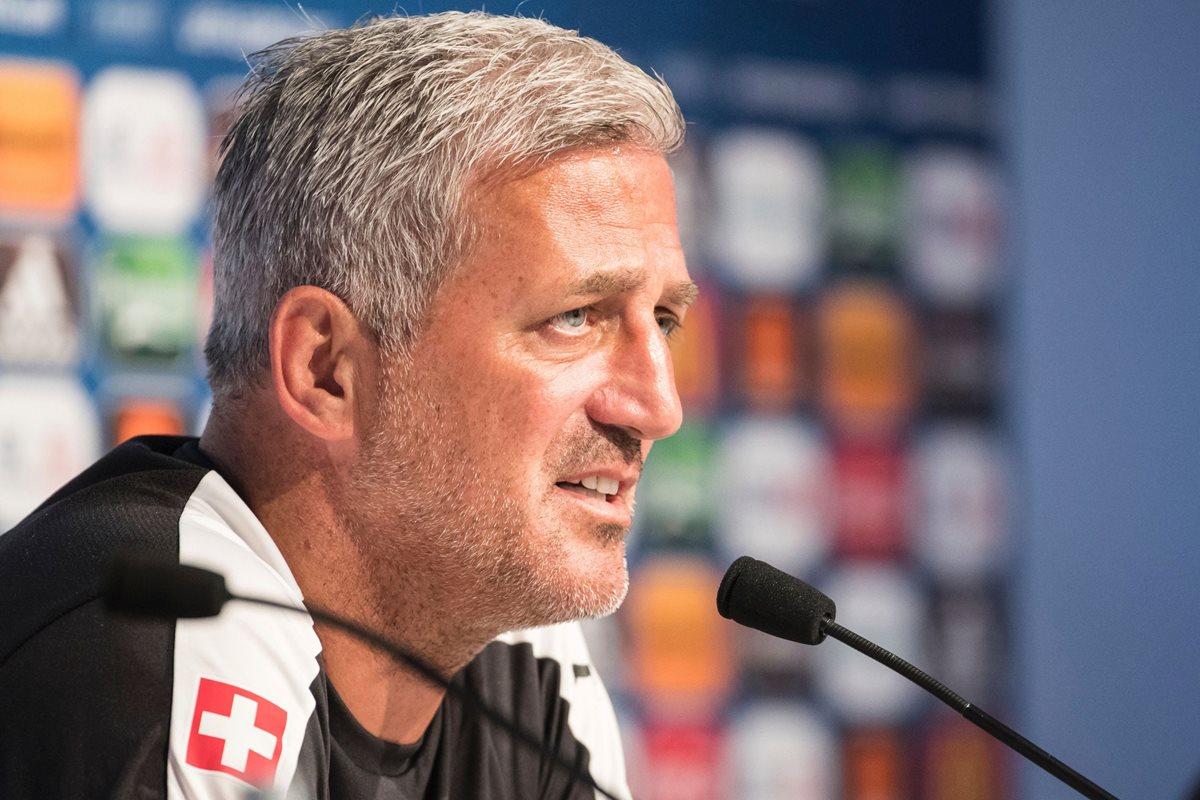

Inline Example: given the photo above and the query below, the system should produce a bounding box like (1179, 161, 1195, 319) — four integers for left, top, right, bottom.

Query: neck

(312, 622, 451, 744)
(199, 404, 493, 745)
(282, 529, 497, 744)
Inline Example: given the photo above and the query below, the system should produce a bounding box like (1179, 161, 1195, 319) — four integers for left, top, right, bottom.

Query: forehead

(452, 148, 688, 301)
(516, 148, 679, 225)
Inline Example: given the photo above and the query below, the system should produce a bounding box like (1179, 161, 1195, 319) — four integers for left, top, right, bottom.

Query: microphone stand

(825, 621, 1118, 800)
(715, 556, 1120, 800)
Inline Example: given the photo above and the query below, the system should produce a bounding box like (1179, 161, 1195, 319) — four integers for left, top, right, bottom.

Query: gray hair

(204, 11, 685, 397)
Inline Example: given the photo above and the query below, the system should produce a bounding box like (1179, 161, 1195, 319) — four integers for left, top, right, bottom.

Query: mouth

(553, 472, 634, 528)
(555, 475, 621, 503)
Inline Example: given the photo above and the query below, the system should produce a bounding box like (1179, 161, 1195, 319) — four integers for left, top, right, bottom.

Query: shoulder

(0, 437, 211, 798)
(0, 436, 210, 661)
(0, 437, 326, 799)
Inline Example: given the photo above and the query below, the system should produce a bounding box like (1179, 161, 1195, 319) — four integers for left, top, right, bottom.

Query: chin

(582, 565, 630, 620)
(508, 537, 629, 629)
(569, 524, 630, 609)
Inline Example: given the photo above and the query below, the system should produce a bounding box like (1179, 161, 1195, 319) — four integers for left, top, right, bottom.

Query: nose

(585, 316, 684, 442)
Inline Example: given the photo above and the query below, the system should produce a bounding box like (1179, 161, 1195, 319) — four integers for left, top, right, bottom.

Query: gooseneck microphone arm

(104, 558, 622, 800)
(823, 621, 1117, 800)
(717, 556, 1120, 800)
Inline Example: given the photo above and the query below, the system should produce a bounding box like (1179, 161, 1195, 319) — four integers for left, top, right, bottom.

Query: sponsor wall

(0, 1, 1005, 797)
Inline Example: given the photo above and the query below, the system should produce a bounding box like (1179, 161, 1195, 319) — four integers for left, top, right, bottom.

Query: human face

(355, 148, 695, 632)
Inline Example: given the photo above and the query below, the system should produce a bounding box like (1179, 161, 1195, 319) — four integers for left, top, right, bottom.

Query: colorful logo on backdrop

(843, 727, 906, 799)
(625, 557, 734, 716)
(0, 233, 80, 367)
(911, 424, 1008, 581)
(709, 128, 826, 290)
(902, 147, 1001, 306)
(832, 438, 908, 560)
(829, 141, 900, 277)
(731, 294, 810, 410)
(811, 565, 924, 722)
(0, 375, 100, 530)
(923, 717, 1004, 800)
(82, 67, 206, 234)
(94, 236, 198, 366)
(923, 311, 998, 416)
(0, 60, 78, 219)
(714, 417, 831, 577)
(726, 703, 837, 800)
(818, 283, 918, 435)
(634, 421, 717, 550)
(929, 587, 1004, 705)
(638, 721, 724, 800)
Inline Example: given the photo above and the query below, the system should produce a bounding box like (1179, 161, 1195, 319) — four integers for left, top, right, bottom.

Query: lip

(554, 466, 639, 527)
(556, 467, 639, 496)
(553, 482, 634, 528)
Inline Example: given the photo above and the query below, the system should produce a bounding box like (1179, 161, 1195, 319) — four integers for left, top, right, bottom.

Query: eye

(551, 306, 591, 332)
(657, 312, 683, 340)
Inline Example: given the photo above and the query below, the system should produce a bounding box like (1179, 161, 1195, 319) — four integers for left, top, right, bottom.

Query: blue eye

(658, 314, 682, 339)
(554, 307, 589, 330)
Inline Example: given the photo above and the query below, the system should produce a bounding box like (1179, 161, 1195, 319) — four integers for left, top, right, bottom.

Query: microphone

(717, 556, 1120, 800)
(104, 557, 623, 800)
(106, 557, 232, 618)
(715, 555, 834, 645)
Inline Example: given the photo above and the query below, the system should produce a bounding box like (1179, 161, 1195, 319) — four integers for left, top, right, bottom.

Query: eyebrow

(567, 268, 700, 308)
(667, 280, 701, 307)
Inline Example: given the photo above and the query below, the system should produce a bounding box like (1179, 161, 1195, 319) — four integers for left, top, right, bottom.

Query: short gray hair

(204, 11, 685, 397)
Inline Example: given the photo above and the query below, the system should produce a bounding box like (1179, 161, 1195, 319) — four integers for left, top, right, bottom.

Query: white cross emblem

(198, 694, 279, 772)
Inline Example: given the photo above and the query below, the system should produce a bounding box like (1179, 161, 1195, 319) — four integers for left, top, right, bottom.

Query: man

(0, 12, 696, 799)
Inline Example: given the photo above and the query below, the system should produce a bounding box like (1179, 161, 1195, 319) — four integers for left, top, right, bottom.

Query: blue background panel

(1003, 0, 1200, 797)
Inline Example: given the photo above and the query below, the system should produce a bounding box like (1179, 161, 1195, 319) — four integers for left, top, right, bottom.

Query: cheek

(447, 346, 607, 471)
(482, 353, 601, 427)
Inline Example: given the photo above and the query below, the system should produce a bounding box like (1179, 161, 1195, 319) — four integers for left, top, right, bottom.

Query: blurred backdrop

(0, 1, 1195, 798)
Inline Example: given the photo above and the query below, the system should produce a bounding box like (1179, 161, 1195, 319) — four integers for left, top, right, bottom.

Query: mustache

(554, 423, 643, 474)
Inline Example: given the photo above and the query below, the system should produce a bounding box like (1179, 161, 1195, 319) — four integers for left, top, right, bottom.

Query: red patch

(185, 677, 287, 786)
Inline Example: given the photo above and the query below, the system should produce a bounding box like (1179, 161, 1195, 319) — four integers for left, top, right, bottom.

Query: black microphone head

(717, 556, 835, 645)
(105, 557, 230, 620)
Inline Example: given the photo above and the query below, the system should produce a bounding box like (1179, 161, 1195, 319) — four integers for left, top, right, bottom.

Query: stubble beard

(343, 367, 630, 672)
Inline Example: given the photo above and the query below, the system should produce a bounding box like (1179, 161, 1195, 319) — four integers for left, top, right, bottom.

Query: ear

(269, 286, 371, 442)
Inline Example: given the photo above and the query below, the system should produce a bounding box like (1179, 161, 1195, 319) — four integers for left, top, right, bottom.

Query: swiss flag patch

(185, 677, 287, 786)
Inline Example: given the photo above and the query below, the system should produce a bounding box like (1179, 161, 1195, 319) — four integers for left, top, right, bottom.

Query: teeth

(571, 476, 620, 497)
